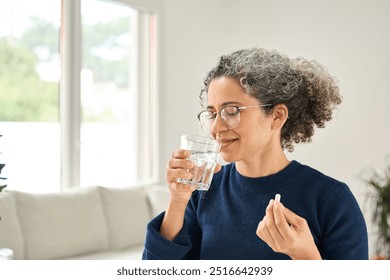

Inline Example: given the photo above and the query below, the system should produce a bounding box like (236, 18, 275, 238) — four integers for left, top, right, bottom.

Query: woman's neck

(235, 151, 290, 178)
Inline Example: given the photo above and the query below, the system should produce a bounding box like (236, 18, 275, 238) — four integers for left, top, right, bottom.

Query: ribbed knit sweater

(143, 160, 368, 260)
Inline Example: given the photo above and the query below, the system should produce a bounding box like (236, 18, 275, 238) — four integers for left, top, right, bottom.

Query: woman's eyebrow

(206, 101, 243, 110)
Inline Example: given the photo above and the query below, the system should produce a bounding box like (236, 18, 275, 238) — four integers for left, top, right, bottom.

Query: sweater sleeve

(142, 197, 202, 260)
(318, 183, 368, 260)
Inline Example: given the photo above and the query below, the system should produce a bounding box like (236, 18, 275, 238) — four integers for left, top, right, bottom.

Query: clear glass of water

(177, 135, 221, 191)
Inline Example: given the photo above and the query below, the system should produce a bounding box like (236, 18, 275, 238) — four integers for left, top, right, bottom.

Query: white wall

(158, 0, 232, 177)
(158, 0, 390, 256)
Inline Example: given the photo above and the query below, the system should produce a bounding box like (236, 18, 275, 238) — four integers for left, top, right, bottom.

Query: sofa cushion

(15, 187, 109, 259)
(0, 191, 25, 259)
(99, 186, 151, 250)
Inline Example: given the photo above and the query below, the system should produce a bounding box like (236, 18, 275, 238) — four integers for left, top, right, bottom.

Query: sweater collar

(230, 160, 301, 192)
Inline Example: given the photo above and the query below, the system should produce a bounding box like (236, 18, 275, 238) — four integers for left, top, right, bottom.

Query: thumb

(214, 163, 222, 174)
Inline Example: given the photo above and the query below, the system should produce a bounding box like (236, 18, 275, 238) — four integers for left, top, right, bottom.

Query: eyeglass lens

(199, 106, 240, 131)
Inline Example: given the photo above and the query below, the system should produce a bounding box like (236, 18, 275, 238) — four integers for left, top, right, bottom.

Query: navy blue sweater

(143, 161, 368, 260)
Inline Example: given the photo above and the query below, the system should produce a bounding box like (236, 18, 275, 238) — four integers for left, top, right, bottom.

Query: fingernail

(275, 194, 281, 203)
(269, 199, 273, 206)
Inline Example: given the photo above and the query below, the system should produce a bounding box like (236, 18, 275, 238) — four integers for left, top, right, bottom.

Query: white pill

(275, 194, 281, 202)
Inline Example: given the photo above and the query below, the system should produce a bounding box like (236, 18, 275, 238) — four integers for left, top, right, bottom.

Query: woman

(143, 48, 368, 260)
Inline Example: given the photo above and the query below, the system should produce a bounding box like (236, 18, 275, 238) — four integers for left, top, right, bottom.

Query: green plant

(363, 158, 390, 257)
(0, 164, 6, 192)
(0, 134, 6, 192)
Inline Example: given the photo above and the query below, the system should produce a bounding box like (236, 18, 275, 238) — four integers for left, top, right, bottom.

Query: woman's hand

(166, 149, 222, 204)
(166, 149, 197, 205)
(256, 198, 322, 260)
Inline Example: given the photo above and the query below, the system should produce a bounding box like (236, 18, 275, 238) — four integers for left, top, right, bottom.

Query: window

(0, 0, 158, 192)
(0, 0, 61, 192)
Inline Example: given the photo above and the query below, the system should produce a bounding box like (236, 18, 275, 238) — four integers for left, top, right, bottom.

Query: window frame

(60, 0, 160, 190)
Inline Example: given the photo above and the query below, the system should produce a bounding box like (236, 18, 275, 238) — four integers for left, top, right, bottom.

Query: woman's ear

(271, 104, 288, 130)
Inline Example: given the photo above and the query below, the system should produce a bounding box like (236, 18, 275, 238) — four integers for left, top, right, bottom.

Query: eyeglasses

(197, 104, 272, 131)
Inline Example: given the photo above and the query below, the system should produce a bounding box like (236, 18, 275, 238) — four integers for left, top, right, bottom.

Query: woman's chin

(219, 151, 236, 163)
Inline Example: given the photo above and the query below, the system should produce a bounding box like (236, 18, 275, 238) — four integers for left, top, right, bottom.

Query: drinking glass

(177, 135, 220, 190)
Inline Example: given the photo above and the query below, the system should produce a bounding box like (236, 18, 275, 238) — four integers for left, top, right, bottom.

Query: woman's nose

(210, 114, 228, 134)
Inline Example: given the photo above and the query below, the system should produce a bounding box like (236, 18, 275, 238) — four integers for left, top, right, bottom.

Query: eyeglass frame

(196, 103, 272, 131)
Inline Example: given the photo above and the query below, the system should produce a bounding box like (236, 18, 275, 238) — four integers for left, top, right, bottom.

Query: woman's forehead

(207, 77, 257, 106)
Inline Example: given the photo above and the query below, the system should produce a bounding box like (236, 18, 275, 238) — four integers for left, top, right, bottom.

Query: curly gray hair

(199, 48, 342, 152)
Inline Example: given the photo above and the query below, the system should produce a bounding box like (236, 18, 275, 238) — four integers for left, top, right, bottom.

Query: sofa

(0, 185, 169, 260)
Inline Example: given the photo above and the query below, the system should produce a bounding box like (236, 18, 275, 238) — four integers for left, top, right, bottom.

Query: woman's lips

(218, 138, 238, 148)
